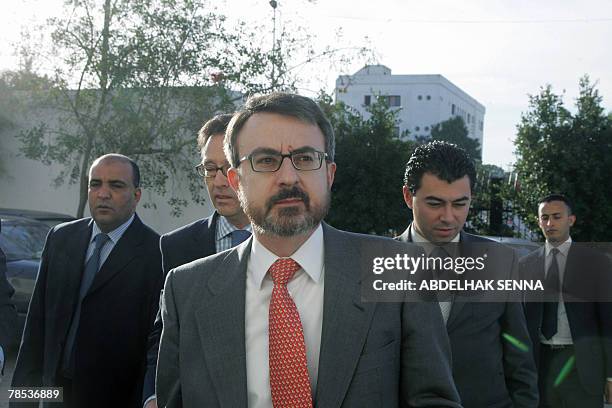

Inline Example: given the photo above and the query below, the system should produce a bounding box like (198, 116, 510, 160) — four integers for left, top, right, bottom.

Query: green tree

(321, 94, 417, 235)
(8, 0, 370, 217)
(429, 116, 481, 160)
(513, 76, 612, 241)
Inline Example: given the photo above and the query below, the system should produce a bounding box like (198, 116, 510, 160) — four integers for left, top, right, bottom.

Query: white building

(335, 65, 485, 153)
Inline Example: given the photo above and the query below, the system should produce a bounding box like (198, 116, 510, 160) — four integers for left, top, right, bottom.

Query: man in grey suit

(156, 93, 462, 407)
(397, 141, 538, 408)
(143, 114, 250, 408)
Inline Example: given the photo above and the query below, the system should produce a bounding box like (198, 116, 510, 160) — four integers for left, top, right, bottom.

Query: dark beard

(239, 185, 330, 237)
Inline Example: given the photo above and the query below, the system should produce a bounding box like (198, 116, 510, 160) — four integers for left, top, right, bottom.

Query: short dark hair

(91, 153, 140, 188)
(224, 92, 335, 167)
(404, 141, 476, 194)
(538, 194, 573, 215)
(196, 113, 234, 151)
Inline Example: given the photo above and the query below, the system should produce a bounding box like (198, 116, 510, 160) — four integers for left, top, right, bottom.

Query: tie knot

(551, 248, 560, 256)
(93, 233, 110, 250)
(269, 258, 301, 286)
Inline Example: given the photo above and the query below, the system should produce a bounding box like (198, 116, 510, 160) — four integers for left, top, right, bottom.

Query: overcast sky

(2, 0, 611, 169)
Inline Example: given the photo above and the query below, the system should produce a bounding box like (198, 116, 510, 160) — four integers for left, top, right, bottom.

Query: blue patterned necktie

(231, 229, 251, 247)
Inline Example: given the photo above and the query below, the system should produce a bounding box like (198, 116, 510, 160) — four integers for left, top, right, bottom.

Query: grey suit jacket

(157, 223, 462, 408)
(397, 227, 538, 408)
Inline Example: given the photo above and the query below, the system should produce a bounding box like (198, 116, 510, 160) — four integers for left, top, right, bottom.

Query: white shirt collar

(249, 224, 324, 289)
(91, 214, 135, 244)
(545, 236, 572, 257)
(216, 214, 252, 242)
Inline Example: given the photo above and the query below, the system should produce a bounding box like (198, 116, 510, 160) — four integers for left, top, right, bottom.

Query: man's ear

(227, 167, 240, 192)
(568, 214, 576, 227)
(134, 188, 142, 203)
(402, 185, 414, 209)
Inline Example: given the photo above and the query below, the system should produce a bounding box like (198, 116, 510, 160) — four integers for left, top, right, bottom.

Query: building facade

(335, 65, 485, 151)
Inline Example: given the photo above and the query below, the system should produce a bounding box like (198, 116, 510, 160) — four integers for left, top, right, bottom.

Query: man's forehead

(90, 159, 132, 178)
(417, 173, 471, 198)
(539, 200, 568, 215)
(202, 133, 227, 161)
(238, 112, 324, 149)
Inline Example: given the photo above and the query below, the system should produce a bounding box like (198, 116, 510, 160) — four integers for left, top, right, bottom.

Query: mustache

(267, 186, 310, 209)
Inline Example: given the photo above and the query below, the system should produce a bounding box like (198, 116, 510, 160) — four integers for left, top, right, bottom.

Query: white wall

(0, 97, 213, 235)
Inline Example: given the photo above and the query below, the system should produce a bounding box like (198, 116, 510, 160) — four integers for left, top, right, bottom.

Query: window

(417, 95, 423, 100)
(425, 126, 430, 131)
(467, 113, 471, 123)
(393, 126, 401, 137)
(364, 95, 371, 106)
(426, 95, 431, 100)
(387, 95, 401, 107)
(451, 104, 455, 115)
(415, 126, 420, 131)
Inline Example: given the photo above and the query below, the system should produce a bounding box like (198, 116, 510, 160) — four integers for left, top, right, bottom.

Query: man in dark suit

(520, 194, 612, 407)
(11, 154, 164, 408)
(156, 93, 462, 407)
(1, 222, 19, 376)
(397, 141, 538, 408)
(142, 114, 250, 408)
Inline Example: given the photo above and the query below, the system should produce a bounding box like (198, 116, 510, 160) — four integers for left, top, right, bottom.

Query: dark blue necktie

(62, 233, 110, 375)
(542, 248, 560, 339)
(231, 229, 251, 247)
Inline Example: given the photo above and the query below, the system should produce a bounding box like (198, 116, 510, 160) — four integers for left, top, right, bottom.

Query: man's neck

(224, 213, 250, 230)
(255, 227, 318, 258)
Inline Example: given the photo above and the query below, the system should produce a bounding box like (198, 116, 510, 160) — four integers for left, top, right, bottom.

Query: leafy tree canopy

(513, 75, 612, 241)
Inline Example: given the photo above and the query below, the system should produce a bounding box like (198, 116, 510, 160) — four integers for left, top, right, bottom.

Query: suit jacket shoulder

(160, 213, 217, 274)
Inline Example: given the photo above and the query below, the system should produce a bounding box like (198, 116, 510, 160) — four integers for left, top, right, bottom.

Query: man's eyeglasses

(195, 163, 230, 179)
(238, 149, 329, 173)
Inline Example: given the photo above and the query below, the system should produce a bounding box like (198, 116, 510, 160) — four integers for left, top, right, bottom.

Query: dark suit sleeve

(142, 235, 170, 404)
(156, 270, 183, 408)
(501, 251, 539, 407)
(11, 229, 53, 396)
(400, 301, 462, 407)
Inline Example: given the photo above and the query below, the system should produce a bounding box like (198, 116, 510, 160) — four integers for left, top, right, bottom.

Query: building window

(364, 95, 371, 106)
(417, 95, 423, 100)
(415, 126, 420, 131)
(467, 113, 471, 123)
(451, 104, 455, 115)
(393, 126, 400, 137)
(387, 95, 401, 106)
(426, 95, 431, 100)
(425, 126, 430, 131)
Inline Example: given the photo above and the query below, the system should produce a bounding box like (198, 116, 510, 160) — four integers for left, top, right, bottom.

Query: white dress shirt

(245, 224, 325, 408)
(410, 226, 459, 323)
(540, 237, 573, 345)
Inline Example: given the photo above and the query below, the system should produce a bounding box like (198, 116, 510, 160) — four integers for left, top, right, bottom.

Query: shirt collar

(545, 236, 572, 257)
(249, 224, 324, 289)
(410, 224, 460, 255)
(215, 214, 252, 242)
(91, 214, 135, 245)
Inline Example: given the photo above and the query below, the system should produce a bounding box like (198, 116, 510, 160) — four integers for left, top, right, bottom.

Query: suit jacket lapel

(196, 211, 218, 257)
(87, 215, 145, 296)
(315, 224, 377, 407)
(194, 240, 249, 407)
(59, 220, 92, 339)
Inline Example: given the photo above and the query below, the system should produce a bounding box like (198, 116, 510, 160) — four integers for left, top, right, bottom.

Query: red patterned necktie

(268, 258, 313, 408)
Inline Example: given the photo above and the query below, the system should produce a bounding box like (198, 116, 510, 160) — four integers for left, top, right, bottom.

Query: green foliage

(10, 0, 369, 217)
(430, 116, 481, 160)
(11, 0, 282, 217)
(320, 94, 417, 235)
(513, 76, 612, 241)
